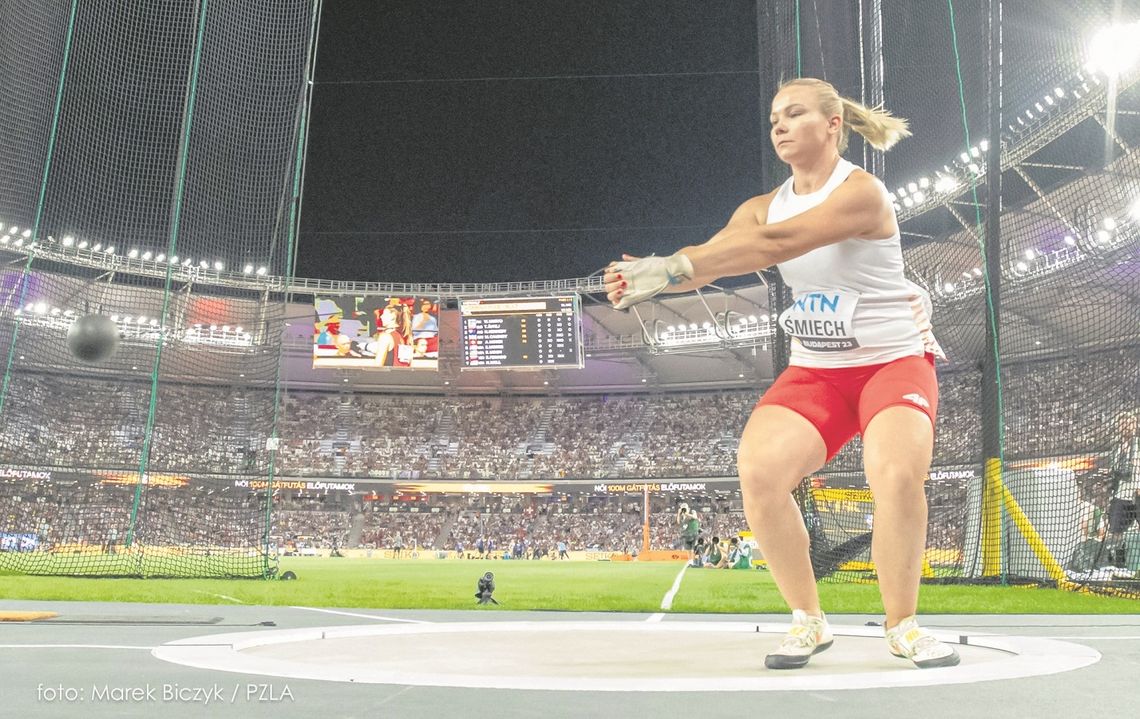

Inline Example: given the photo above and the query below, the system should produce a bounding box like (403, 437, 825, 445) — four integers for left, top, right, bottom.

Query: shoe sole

(890, 648, 961, 669)
(764, 638, 834, 670)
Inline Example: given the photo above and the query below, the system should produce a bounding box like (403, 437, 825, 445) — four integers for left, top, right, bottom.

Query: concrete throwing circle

(152, 620, 1100, 691)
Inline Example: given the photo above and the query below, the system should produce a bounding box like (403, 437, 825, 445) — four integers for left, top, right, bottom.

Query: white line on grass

(290, 606, 429, 623)
(192, 590, 245, 604)
(659, 564, 688, 611)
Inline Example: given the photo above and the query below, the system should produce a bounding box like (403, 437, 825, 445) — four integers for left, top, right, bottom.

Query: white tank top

(769, 158, 945, 368)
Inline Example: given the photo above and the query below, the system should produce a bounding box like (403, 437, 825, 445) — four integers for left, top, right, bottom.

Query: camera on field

(475, 571, 498, 605)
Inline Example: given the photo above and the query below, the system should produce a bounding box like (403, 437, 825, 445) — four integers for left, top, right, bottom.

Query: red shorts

(756, 353, 938, 462)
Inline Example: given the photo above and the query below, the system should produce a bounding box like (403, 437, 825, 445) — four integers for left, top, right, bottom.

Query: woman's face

(379, 307, 396, 328)
(770, 85, 839, 162)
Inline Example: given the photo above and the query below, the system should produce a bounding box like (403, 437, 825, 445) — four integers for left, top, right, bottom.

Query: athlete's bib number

(778, 290, 860, 351)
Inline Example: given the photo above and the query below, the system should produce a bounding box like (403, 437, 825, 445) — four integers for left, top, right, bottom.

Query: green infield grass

(1, 558, 1138, 614)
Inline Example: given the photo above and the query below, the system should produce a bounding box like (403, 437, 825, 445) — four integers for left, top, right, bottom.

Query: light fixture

(1087, 23, 1140, 77)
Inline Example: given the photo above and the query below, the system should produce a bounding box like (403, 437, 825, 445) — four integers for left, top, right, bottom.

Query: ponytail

(779, 77, 911, 154)
(839, 98, 911, 153)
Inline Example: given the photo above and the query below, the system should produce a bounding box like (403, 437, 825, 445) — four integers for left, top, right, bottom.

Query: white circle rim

(152, 620, 1101, 692)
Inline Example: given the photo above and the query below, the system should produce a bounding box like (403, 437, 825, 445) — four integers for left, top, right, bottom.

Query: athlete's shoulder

(742, 189, 780, 225)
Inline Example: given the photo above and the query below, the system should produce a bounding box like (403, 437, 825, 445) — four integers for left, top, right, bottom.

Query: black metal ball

(66, 314, 120, 363)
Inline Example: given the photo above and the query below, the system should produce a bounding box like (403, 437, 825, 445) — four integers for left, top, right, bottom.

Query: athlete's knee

(867, 463, 927, 504)
(738, 455, 799, 503)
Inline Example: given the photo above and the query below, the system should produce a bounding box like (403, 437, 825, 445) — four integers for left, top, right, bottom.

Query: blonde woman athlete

(604, 78, 959, 670)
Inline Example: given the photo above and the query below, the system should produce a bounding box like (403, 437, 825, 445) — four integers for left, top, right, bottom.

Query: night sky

(294, 0, 1119, 284)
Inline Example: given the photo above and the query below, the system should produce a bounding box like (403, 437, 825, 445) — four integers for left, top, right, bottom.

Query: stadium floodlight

(688, 323, 697, 331)
(142, 251, 152, 260)
(155, 253, 165, 262)
(62, 236, 74, 247)
(213, 260, 224, 271)
(918, 177, 930, 189)
(243, 264, 253, 274)
(1054, 87, 1064, 98)
(105, 245, 115, 253)
(907, 182, 918, 193)
(235, 326, 243, 333)
(169, 255, 178, 264)
(149, 318, 158, 326)
(91, 242, 101, 251)
(128, 248, 139, 258)
(1064, 235, 1077, 246)
(256, 266, 267, 275)
(1103, 217, 1117, 230)
(63, 309, 74, 317)
(903, 197, 915, 208)
(960, 152, 969, 163)
(199, 260, 209, 269)
(222, 325, 230, 332)
(137, 315, 146, 324)
(1095, 229, 1111, 244)
(33, 302, 47, 314)
(666, 325, 675, 333)
(1045, 94, 1055, 106)
(943, 282, 956, 293)
(77, 240, 88, 249)
(1015, 261, 1028, 272)
(1025, 249, 1036, 260)
(979, 140, 989, 152)
(1087, 23, 1140, 77)
(0, 236, 8, 244)
(748, 315, 757, 323)
(182, 258, 193, 267)
(20, 228, 30, 237)
(110, 315, 119, 322)
(50, 307, 60, 315)
(967, 162, 980, 174)
(897, 186, 907, 196)
(13, 238, 23, 247)
(912, 191, 925, 203)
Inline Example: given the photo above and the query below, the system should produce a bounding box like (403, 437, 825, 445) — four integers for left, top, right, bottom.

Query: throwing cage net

(0, 0, 320, 577)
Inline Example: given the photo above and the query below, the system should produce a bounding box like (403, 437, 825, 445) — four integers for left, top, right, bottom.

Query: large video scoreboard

(460, 296, 583, 369)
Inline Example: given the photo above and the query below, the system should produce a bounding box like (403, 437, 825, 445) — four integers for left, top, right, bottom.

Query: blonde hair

(779, 77, 911, 153)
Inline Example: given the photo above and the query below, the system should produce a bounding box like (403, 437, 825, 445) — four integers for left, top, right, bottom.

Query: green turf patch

(0, 559, 1137, 614)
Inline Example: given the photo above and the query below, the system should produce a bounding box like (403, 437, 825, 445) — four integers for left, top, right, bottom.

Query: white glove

(609, 253, 694, 310)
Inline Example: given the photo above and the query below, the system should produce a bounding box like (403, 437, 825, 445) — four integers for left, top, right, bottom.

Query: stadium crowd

(0, 349, 1132, 480)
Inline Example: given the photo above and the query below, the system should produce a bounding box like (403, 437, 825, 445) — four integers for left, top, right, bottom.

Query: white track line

(0, 644, 153, 650)
(290, 606, 428, 623)
(659, 564, 688, 611)
(192, 590, 245, 604)
(646, 613, 665, 622)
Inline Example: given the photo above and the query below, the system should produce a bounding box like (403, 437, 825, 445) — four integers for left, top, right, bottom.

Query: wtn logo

(792, 293, 840, 312)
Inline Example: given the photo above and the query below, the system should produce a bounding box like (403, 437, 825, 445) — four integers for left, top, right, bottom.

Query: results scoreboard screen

(460, 296, 583, 369)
